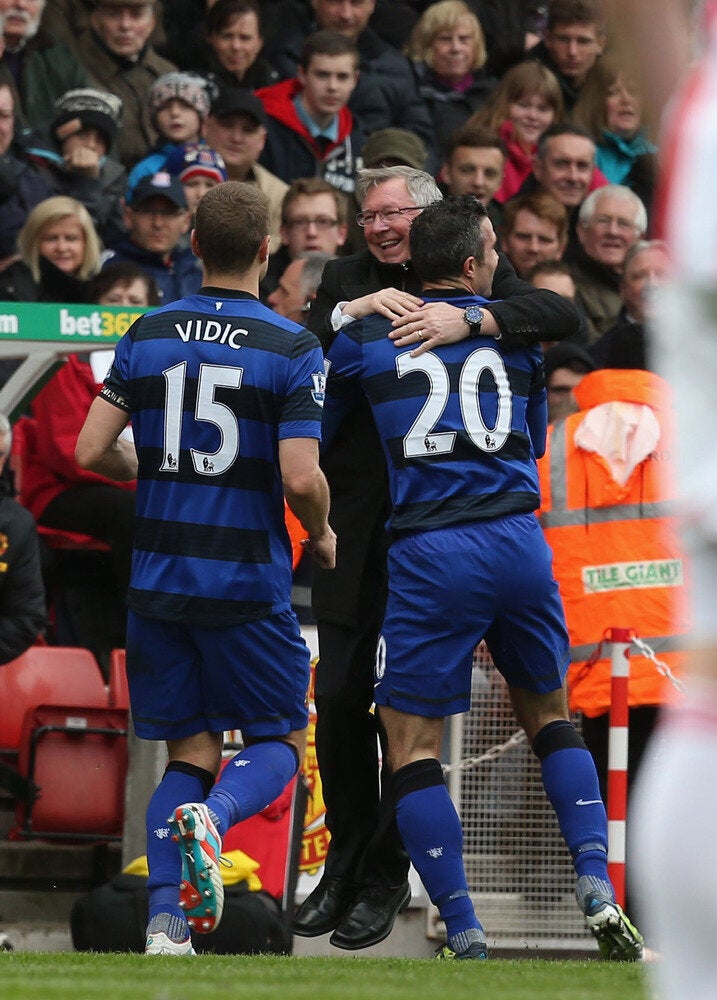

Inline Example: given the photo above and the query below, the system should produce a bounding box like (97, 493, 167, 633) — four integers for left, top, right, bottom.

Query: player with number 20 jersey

(324, 287, 569, 718)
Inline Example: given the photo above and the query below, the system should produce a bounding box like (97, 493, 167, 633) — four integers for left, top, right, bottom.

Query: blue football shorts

(125, 608, 310, 740)
(374, 512, 570, 718)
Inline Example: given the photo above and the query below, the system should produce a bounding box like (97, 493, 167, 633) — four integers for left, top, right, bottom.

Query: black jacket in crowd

(0, 482, 46, 665)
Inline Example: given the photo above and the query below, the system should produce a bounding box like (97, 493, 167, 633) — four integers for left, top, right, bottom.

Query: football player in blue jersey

(323, 195, 644, 962)
(76, 181, 335, 956)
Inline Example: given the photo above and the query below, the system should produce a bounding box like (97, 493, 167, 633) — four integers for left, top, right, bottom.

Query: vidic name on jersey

(174, 319, 249, 350)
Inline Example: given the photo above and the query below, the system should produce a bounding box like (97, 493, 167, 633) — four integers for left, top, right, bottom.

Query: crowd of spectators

(0, 0, 665, 669)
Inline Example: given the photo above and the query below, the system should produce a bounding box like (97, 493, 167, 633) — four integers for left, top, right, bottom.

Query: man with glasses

(262, 177, 348, 298)
(103, 171, 201, 303)
(293, 164, 582, 951)
(571, 184, 647, 343)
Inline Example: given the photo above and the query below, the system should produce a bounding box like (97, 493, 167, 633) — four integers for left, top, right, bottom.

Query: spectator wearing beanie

(22, 88, 127, 245)
(164, 141, 227, 215)
(126, 72, 211, 200)
(164, 140, 226, 249)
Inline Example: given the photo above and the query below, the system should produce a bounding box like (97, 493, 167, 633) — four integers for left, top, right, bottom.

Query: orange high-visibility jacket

(537, 369, 689, 717)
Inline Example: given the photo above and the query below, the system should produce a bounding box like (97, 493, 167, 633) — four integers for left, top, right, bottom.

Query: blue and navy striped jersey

(101, 288, 325, 625)
(323, 293, 547, 535)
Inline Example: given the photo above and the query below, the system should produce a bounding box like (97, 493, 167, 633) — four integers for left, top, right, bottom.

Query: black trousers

(40, 485, 135, 670)
(314, 609, 410, 888)
(40, 484, 135, 595)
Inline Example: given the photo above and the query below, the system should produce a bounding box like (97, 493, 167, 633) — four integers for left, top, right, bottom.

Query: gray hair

(622, 239, 669, 274)
(578, 184, 648, 235)
(296, 251, 332, 299)
(0, 412, 11, 456)
(355, 165, 442, 208)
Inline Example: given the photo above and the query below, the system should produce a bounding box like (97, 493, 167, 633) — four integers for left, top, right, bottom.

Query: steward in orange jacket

(537, 368, 688, 790)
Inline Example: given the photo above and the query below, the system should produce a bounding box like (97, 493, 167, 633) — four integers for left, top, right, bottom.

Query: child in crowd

(126, 73, 212, 201)
(164, 142, 228, 215)
(164, 142, 227, 249)
(24, 88, 127, 246)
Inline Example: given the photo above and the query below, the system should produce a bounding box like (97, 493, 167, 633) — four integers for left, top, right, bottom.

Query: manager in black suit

(295, 166, 581, 951)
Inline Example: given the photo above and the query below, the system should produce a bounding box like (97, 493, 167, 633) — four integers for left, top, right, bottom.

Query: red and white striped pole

(606, 627, 631, 907)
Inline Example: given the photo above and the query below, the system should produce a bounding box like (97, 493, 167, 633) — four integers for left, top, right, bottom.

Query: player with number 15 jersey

(101, 291, 325, 627)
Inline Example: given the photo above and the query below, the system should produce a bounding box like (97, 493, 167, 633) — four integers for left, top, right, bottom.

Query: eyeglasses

(356, 206, 422, 227)
(285, 217, 339, 231)
(592, 215, 640, 233)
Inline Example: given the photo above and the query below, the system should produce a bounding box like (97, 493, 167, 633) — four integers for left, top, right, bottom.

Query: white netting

(448, 643, 593, 950)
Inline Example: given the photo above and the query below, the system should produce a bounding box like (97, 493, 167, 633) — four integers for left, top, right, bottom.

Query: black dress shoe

(329, 881, 411, 950)
(292, 875, 357, 937)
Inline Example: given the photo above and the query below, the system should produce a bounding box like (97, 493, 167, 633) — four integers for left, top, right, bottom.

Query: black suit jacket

(307, 249, 581, 625)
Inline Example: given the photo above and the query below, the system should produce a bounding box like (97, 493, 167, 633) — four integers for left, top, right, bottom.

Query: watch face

(465, 306, 484, 325)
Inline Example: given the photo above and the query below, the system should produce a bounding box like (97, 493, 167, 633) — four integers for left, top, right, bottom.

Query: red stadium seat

(0, 647, 127, 842)
(0, 646, 108, 753)
(107, 649, 130, 711)
(14, 704, 128, 840)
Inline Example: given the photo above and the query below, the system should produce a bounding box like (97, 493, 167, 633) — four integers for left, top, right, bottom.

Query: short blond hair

(407, 0, 487, 72)
(17, 196, 101, 282)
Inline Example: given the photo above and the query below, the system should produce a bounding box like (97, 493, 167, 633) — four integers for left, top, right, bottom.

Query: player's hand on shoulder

(345, 288, 423, 322)
(390, 301, 467, 355)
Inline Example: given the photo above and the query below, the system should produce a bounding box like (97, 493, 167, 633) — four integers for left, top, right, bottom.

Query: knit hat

(149, 73, 212, 123)
(52, 88, 123, 149)
(165, 142, 227, 184)
(362, 128, 428, 170)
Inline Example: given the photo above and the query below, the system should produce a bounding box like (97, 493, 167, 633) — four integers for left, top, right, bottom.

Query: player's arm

(389, 254, 580, 354)
(279, 437, 336, 569)
(321, 327, 365, 451)
(75, 396, 137, 482)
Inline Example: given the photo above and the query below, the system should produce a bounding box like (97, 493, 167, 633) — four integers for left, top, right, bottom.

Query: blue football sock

(533, 721, 609, 881)
(145, 762, 213, 921)
(394, 758, 482, 941)
(206, 740, 299, 834)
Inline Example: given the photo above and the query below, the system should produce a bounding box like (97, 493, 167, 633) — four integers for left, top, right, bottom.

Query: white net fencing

(446, 642, 593, 951)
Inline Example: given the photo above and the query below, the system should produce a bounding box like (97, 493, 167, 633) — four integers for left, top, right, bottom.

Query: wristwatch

(463, 305, 484, 338)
